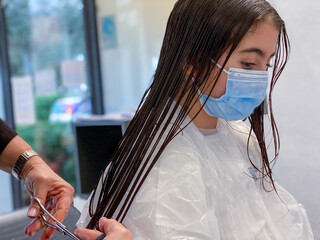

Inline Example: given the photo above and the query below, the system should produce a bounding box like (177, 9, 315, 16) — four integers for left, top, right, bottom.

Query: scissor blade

(56, 222, 80, 240)
(32, 197, 67, 229)
(33, 196, 79, 240)
(64, 229, 80, 240)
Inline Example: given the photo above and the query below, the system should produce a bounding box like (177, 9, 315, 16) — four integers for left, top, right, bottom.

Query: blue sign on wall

(102, 15, 118, 49)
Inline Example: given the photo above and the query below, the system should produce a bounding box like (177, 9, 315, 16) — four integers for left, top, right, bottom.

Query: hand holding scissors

(33, 196, 79, 240)
(22, 157, 74, 239)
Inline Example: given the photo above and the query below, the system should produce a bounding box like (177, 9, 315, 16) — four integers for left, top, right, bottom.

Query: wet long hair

(87, 0, 290, 228)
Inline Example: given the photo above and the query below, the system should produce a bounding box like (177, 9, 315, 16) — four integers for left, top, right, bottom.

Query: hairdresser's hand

(74, 218, 132, 240)
(22, 157, 74, 240)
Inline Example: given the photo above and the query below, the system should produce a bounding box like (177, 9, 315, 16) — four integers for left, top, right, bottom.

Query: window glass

(0, 55, 13, 215)
(0, 171, 13, 214)
(5, 0, 89, 195)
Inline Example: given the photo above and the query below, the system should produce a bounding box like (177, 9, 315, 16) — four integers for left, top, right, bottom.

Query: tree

(5, 0, 32, 76)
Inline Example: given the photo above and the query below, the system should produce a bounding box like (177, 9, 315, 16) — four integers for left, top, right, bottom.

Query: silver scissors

(33, 196, 79, 240)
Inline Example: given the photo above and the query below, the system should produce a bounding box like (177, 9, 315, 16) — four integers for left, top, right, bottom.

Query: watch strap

(12, 150, 38, 179)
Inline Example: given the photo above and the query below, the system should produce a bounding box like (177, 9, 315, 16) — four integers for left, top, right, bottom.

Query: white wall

(96, 0, 176, 114)
(270, 0, 320, 238)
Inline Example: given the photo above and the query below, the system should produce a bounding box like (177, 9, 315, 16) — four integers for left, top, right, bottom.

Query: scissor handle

(33, 197, 67, 228)
(33, 196, 80, 240)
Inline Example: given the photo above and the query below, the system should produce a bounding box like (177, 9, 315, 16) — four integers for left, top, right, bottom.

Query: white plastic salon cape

(77, 108, 314, 240)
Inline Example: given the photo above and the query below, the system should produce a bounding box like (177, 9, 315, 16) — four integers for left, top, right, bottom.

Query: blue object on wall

(102, 15, 118, 49)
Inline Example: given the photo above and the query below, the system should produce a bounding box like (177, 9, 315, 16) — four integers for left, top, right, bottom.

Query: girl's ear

(184, 59, 198, 77)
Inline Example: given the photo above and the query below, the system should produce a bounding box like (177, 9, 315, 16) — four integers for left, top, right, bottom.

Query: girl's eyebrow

(240, 47, 275, 58)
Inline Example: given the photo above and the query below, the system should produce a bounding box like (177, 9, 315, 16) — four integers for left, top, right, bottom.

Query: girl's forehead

(236, 19, 279, 58)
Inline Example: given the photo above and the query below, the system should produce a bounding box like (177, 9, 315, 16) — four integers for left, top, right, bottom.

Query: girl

(77, 0, 314, 239)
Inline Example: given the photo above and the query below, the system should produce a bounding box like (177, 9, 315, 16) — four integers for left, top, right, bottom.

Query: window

(5, 0, 89, 198)
(0, 39, 13, 215)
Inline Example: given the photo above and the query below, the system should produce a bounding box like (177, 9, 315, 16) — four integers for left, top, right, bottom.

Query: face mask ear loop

(210, 59, 230, 75)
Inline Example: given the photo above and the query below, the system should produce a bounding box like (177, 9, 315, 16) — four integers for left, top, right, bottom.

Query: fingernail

(27, 208, 37, 217)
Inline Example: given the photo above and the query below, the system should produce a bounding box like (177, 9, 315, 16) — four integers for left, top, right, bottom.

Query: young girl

(77, 0, 314, 239)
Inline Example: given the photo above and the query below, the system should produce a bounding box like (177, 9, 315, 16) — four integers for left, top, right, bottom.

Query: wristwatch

(12, 150, 38, 180)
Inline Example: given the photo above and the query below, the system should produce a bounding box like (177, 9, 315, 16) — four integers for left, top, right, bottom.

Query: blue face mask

(199, 63, 269, 121)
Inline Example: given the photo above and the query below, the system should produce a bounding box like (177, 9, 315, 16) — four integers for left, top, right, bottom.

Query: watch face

(23, 150, 34, 159)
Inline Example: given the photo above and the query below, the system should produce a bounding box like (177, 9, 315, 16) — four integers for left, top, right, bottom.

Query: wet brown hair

(87, 0, 290, 228)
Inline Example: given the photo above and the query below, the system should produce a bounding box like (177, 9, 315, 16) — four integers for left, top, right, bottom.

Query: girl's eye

(241, 62, 256, 69)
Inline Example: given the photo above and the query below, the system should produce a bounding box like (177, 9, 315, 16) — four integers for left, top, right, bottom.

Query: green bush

(16, 94, 76, 188)
(35, 94, 59, 121)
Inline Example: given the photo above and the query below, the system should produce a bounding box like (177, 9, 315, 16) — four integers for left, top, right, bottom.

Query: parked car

(49, 96, 92, 122)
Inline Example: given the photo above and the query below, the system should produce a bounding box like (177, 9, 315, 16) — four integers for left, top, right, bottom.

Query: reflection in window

(6, 0, 89, 191)
(0, 49, 14, 214)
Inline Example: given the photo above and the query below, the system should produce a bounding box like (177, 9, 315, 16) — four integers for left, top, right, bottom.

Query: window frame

(83, 0, 104, 115)
(0, 0, 23, 209)
(0, 0, 104, 209)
